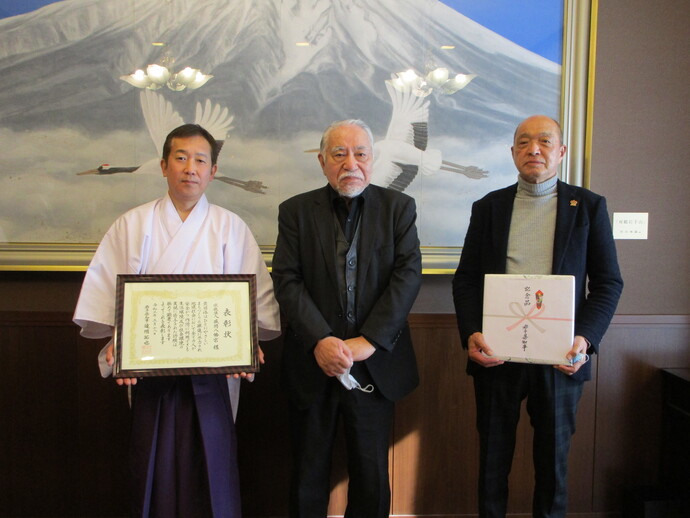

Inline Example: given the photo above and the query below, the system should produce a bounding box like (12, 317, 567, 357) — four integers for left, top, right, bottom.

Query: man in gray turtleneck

(452, 115, 623, 518)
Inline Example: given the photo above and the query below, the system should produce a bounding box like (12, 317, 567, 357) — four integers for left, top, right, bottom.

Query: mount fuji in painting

(0, 0, 559, 247)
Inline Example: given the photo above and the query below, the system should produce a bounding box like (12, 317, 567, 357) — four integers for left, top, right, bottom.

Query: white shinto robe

(73, 193, 281, 416)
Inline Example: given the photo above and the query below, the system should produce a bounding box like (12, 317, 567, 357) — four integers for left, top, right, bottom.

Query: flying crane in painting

(372, 79, 488, 192)
(77, 90, 267, 194)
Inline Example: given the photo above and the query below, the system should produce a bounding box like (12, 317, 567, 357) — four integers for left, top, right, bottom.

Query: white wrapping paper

(482, 274, 575, 365)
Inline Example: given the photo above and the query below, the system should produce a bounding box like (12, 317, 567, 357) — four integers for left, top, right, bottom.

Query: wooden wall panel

(234, 334, 291, 516)
(1, 322, 75, 515)
(392, 315, 477, 514)
(0, 313, 130, 517)
(1, 311, 688, 517)
(591, 318, 690, 512)
(74, 336, 131, 516)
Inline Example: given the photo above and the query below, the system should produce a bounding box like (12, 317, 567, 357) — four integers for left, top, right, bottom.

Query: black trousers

(288, 368, 394, 518)
(473, 363, 584, 518)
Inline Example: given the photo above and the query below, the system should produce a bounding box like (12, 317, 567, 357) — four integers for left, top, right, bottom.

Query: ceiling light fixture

(120, 44, 212, 91)
(120, 64, 213, 91)
(390, 68, 476, 97)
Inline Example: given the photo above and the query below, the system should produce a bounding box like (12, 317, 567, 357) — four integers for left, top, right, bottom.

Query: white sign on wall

(613, 212, 648, 240)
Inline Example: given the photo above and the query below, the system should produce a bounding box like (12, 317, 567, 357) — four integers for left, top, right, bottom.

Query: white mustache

(339, 171, 364, 181)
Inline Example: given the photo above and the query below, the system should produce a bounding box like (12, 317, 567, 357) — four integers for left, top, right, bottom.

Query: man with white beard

(272, 119, 422, 518)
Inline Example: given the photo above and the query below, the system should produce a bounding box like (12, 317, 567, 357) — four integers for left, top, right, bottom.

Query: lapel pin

(570, 200, 578, 207)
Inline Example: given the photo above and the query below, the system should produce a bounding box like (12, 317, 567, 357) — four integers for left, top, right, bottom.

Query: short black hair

(162, 124, 220, 165)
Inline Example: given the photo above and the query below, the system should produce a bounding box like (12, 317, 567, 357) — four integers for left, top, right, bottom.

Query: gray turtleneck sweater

(506, 175, 558, 275)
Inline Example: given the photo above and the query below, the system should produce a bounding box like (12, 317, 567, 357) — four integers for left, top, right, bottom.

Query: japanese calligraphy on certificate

(482, 274, 575, 365)
(113, 274, 258, 377)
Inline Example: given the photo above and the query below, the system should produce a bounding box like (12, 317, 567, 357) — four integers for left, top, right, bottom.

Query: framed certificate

(113, 274, 259, 378)
(482, 274, 575, 365)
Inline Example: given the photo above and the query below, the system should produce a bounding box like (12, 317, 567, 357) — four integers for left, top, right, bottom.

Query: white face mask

(337, 368, 374, 393)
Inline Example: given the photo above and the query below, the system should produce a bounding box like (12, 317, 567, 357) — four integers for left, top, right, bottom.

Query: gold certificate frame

(113, 274, 258, 378)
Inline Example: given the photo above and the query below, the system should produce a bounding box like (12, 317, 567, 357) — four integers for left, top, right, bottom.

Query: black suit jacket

(272, 184, 422, 408)
(452, 180, 623, 381)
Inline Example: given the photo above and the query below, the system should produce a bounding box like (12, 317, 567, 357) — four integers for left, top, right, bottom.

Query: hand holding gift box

(482, 274, 575, 365)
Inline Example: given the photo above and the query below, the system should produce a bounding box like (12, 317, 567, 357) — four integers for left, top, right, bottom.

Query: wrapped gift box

(482, 274, 575, 365)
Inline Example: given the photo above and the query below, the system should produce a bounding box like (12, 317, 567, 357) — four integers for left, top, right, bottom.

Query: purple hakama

(129, 375, 241, 518)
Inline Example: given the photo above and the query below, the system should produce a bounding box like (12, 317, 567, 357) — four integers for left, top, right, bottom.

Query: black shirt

(327, 185, 365, 243)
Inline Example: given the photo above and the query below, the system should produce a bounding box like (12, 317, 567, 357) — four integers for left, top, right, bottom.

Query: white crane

(78, 91, 267, 194)
(372, 79, 487, 192)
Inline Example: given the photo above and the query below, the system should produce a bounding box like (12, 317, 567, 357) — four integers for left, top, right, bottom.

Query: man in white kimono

(74, 124, 281, 518)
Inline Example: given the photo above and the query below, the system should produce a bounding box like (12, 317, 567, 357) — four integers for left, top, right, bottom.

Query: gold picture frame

(113, 274, 259, 378)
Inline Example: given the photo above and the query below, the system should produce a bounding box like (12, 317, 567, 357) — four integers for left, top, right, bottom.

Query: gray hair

(319, 119, 374, 154)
